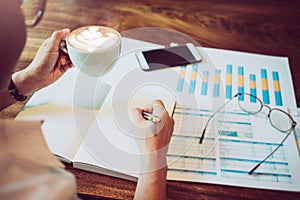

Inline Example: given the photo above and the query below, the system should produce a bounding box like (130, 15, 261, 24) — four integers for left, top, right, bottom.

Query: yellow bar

(273, 80, 280, 91)
(238, 75, 244, 87)
(191, 72, 197, 80)
(214, 74, 220, 83)
(250, 80, 256, 88)
(202, 75, 208, 83)
(180, 69, 186, 78)
(226, 74, 232, 85)
(261, 78, 268, 90)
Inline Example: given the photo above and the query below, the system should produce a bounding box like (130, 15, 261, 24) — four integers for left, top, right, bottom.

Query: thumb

(152, 101, 167, 118)
(48, 28, 70, 49)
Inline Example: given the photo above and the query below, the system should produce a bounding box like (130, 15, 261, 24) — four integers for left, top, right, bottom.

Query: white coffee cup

(66, 26, 121, 77)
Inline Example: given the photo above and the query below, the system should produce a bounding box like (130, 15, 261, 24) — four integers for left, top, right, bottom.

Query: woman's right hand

(132, 100, 174, 200)
(132, 100, 175, 171)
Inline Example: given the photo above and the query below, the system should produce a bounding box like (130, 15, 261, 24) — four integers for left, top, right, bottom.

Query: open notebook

(16, 38, 177, 181)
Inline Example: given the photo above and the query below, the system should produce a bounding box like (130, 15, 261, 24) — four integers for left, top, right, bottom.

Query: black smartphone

(135, 43, 202, 71)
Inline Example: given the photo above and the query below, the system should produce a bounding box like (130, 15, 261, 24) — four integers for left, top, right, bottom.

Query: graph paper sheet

(167, 45, 300, 192)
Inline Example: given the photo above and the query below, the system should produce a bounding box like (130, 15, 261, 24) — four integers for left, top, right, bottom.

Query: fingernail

(61, 28, 70, 33)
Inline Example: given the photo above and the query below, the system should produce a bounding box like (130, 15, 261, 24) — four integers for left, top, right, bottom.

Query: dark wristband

(8, 77, 27, 101)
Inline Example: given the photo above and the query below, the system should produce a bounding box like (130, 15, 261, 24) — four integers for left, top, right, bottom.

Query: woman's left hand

(13, 29, 73, 95)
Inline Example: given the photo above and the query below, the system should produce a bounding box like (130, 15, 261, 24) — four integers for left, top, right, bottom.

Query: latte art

(68, 26, 120, 52)
(66, 25, 121, 77)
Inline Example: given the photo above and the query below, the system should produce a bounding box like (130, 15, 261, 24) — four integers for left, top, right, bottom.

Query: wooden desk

(12, 0, 300, 199)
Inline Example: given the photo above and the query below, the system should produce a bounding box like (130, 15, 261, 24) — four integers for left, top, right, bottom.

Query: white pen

(142, 111, 161, 123)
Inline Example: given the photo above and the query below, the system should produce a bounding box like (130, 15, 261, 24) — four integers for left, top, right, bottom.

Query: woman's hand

(132, 100, 175, 171)
(132, 100, 174, 200)
(12, 29, 73, 95)
(134, 100, 175, 153)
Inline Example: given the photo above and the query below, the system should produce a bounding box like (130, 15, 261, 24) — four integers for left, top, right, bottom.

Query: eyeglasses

(20, 0, 47, 27)
(199, 92, 297, 174)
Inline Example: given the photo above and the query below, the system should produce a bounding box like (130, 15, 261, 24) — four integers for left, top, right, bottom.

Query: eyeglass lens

(238, 93, 262, 114)
(269, 109, 294, 132)
(238, 93, 294, 132)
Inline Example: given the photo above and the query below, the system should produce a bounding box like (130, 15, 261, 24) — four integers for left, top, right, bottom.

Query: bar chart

(176, 63, 284, 107)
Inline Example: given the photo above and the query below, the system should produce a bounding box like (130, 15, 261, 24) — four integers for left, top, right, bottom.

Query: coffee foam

(68, 26, 120, 52)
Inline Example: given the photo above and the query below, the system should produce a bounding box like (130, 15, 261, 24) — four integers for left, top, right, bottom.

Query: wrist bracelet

(8, 77, 27, 101)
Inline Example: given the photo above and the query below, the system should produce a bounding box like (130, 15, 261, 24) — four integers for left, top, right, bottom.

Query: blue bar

(261, 69, 267, 79)
(168, 168, 217, 176)
(272, 71, 283, 106)
(201, 71, 209, 95)
(177, 79, 184, 92)
(192, 64, 198, 71)
(226, 86, 231, 99)
(217, 120, 252, 126)
(226, 65, 232, 99)
(219, 130, 238, 137)
(176, 65, 186, 92)
(189, 80, 196, 93)
(262, 90, 270, 104)
(250, 88, 257, 102)
(237, 66, 244, 101)
(238, 67, 243, 75)
(213, 84, 220, 97)
(227, 64, 233, 74)
(201, 84, 208, 95)
(173, 111, 211, 117)
(213, 69, 221, 97)
(273, 71, 279, 81)
(274, 92, 283, 106)
(261, 69, 270, 104)
(249, 74, 256, 81)
(249, 74, 257, 103)
(189, 64, 198, 94)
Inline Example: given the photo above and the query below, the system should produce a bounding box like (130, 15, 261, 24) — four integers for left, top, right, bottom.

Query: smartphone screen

(139, 44, 201, 71)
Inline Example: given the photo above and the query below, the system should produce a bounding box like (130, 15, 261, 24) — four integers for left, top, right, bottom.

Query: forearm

(0, 69, 36, 111)
(134, 166, 168, 200)
(134, 151, 168, 200)
(12, 68, 43, 96)
(133, 100, 174, 199)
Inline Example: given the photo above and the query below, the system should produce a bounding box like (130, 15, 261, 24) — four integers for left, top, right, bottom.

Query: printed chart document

(17, 37, 300, 191)
(167, 45, 300, 192)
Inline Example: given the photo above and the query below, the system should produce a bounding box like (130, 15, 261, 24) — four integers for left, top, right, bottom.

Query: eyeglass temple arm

(199, 93, 240, 144)
(199, 115, 213, 144)
(248, 130, 292, 175)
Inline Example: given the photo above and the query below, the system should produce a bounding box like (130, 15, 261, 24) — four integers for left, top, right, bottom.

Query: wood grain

(11, 0, 300, 199)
